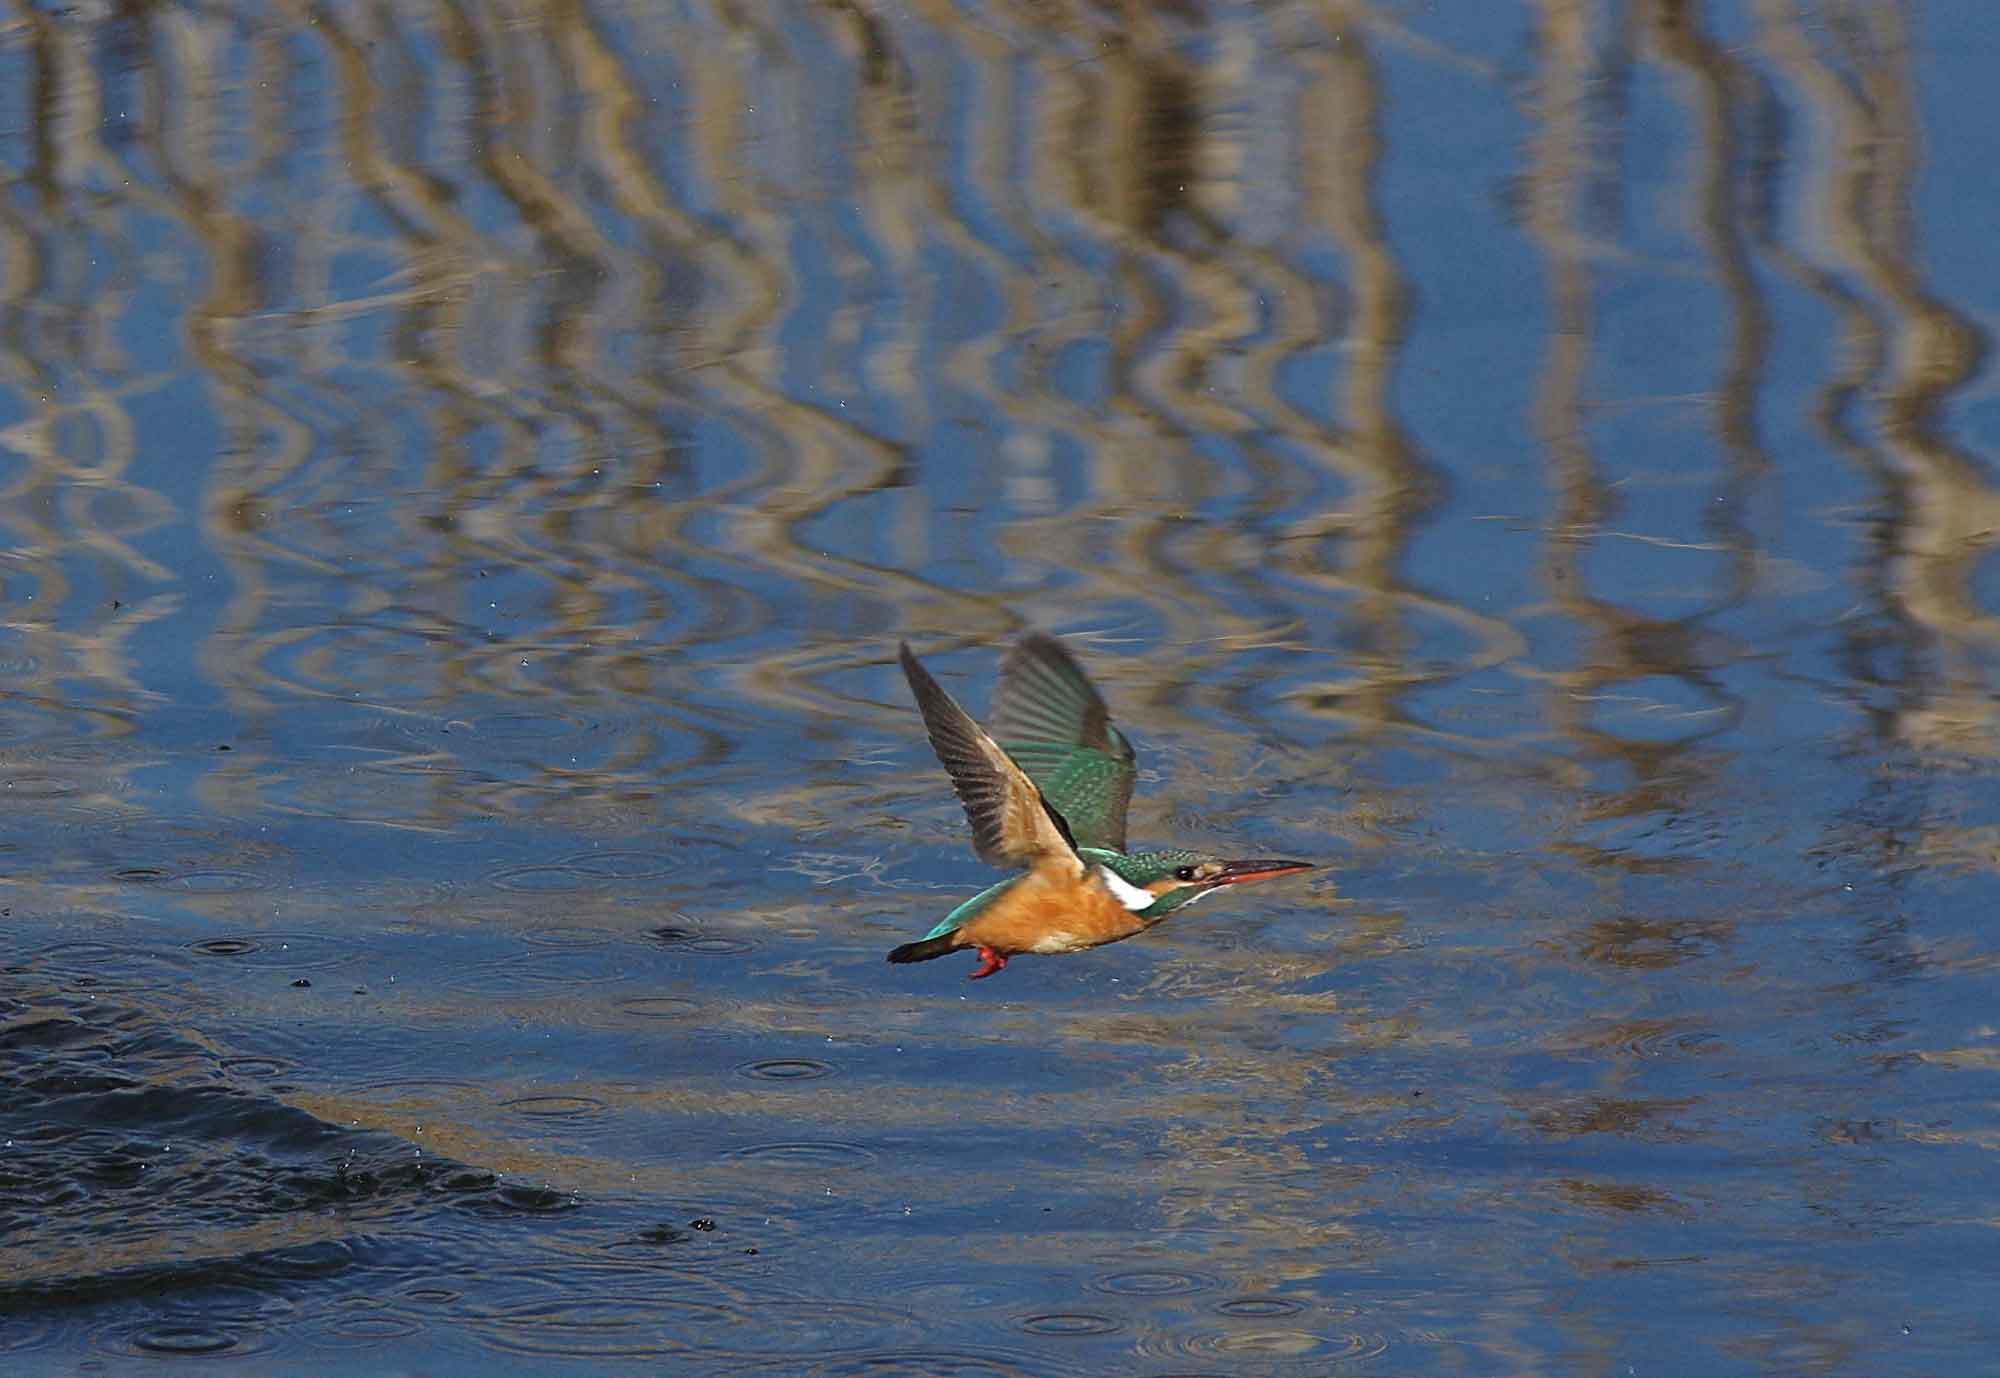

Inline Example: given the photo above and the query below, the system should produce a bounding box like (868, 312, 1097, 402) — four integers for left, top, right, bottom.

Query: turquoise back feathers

(922, 848, 1210, 940)
(921, 875, 1019, 941)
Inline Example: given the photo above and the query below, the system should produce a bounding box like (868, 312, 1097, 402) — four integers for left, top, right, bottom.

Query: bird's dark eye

(1174, 865, 1197, 882)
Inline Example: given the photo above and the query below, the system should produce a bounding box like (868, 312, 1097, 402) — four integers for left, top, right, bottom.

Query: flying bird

(888, 634, 1313, 980)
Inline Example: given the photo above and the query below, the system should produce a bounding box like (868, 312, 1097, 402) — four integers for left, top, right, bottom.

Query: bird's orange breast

(953, 861, 1146, 956)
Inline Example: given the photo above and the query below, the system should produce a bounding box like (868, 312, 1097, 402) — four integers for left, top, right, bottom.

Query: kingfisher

(888, 634, 1313, 980)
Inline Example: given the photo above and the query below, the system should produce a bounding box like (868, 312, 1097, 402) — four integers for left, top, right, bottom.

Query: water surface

(2, 1, 1999, 1373)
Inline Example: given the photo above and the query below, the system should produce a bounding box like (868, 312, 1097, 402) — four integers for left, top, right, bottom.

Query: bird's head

(1102, 848, 1315, 918)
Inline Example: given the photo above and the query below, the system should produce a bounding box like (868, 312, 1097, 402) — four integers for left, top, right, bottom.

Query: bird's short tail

(887, 933, 959, 964)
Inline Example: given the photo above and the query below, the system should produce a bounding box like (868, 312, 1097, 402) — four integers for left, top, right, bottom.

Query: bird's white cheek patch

(1097, 868, 1156, 912)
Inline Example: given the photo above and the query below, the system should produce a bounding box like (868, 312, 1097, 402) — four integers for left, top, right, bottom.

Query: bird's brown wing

(899, 643, 1082, 872)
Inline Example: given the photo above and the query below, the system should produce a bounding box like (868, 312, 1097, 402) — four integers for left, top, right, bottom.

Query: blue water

(2, 1, 1999, 1373)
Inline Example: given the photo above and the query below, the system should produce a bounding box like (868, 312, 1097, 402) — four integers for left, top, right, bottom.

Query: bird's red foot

(968, 947, 1008, 980)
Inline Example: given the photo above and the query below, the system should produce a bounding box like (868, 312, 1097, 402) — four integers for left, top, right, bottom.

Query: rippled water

(2, 1, 1999, 1373)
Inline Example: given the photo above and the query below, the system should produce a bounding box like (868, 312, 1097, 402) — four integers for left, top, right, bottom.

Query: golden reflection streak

(204, 3, 373, 721)
(1760, 1, 1997, 757)
(135, 1, 397, 734)
(205, 0, 716, 809)
(1266, 3, 1510, 751)
(931, 1, 1219, 641)
(946, 1, 1267, 665)
(654, 3, 1019, 723)
(227, 0, 728, 812)
(1523, 0, 1746, 844)
(1647, 0, 1770, 609)
(550, 0, 760, 663)
(0, 3, 176, 746)
(971, 5, 1323, 763)
(434, 0, 631, 707)
(1081, 14, 1269, 656)
(188, 1, 679, 818)
(463, 0, 716, 720)
(835, 7, 1288, 832)
(1527, 0, 1617, 770)
(899, 0, 1425, 1227)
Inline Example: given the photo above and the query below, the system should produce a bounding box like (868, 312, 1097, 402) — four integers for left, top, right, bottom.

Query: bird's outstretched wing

(989, 633, 1137, 853)
(900, 643, 1081, 871)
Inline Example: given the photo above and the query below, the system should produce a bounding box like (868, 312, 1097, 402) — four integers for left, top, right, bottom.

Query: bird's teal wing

(988, 633, 1137, 852)
(921, 875, 1019, 941)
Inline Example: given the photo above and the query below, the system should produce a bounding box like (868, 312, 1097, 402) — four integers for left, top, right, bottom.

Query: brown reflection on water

(1, 4, 1999, 1363)
(1271, 4, 1458, 745)
(0, 0, 1987, 813)
(1761, 1, 1997, 760)
(1526, 0, 1755, 870)
(0, 4, 178, 783)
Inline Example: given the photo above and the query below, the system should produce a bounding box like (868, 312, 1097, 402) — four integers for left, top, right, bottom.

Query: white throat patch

(1096, 866, 1157, 913)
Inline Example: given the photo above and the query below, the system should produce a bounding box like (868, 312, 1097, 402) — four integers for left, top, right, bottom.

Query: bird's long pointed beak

(1210, 859, 1315, 887)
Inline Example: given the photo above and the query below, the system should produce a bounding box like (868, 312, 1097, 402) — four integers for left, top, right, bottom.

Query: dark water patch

(747, 1348, 1095, 1377)
(737, 1058, 835, 1082)
(446, 949, 626, 995)
(624, 1222, 694, 1247)
(113, 1323, 264, 1359)
(611, 994, 701, 1021)
(1555, 1017, 1722, 1060)
(0, 1240, 359, 1319)
(1130, 1321, 1389, 1364)
(217, 1055, 295, 1080)
(0, 1312, 64, 1355)
(1215, 1296, 1305, 1318)
(79, 1273, 300, 1362)
(458, 1264, 754, 1358)
(1017, 1312, 1120, 1337)
(489, 863, 592, 893)
(185, 932, 351, 970)
(521, 923, 619, 948)
(176, 870, 271, 894)
(468, 1295, 739, 1358)
(294, 1303, 425, 1346)
(564, 848, 686, 879)
(3, 775, 79, 799)
(464, 712, 593, 744)
(892, 1281, 1027, 1314)
(1576, 676, 1736, 746)
(649, 924, 752, 955)
(1089, 1268, 1219, 1297)
(25, 939, 197, 992)
(501, 1094, 609, 1121)
(698, 1299, 921, 1358)
(0, 991, 557, 1325)
(771, 981, 873, 1009)
(193, 937, 260, 957)
(0, 1012, 94, 1053)
(1571, 917, 1731, 969)
(0, 704, 116, 747)
(725, 1140, 875, 1168)
(452, 1182, 583, 1217)
(356, 1074, 482, 1097)
(1521, 1094, 1700, 1141)
(594, 1216, 789, 1266)
(114, 864, 171, 882)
